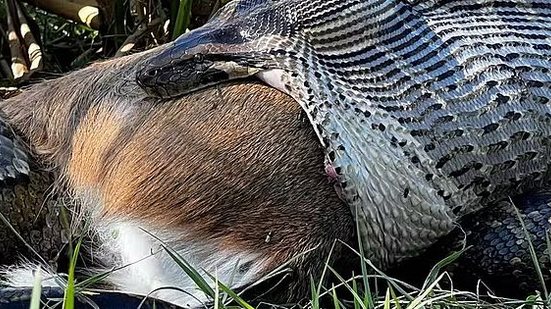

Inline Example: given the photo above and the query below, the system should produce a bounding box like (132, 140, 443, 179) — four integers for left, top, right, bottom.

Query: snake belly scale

(136, 0, 551, 268)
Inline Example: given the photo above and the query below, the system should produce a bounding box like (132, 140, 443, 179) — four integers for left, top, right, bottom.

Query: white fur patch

(92, 220, 269, 308)
(0, 263, 62, 288)
(0, 191, 270, 307)
(1, 219, 271, 308)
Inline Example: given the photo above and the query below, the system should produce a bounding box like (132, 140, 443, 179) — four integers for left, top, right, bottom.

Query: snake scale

(136, 0, 551, 268)
(0, 287, 179, 309)
(0, 114, 66, 268)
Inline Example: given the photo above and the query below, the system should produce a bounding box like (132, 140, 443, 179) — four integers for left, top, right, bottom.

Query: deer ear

(209, 0, 274, 23)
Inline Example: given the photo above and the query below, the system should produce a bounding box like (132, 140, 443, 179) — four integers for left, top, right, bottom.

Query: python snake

(136, 0, 551, 267)
(0, 113, 67, 268)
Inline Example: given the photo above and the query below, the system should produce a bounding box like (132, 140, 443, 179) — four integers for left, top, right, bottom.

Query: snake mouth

(136, 53, 265, 99)
(136, 56, 228, 98)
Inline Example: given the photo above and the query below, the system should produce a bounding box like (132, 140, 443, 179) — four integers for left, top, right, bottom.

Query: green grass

(154, 236, 548, 309)
(511, 197, 549, 302)
(12, 203, 550, 309)
(172, 0, 193, 39)
(30, 265, 43, 309)
(62, 238, 82, 309)
(18, 233, 551, 309)
(18, 248, 551, 309)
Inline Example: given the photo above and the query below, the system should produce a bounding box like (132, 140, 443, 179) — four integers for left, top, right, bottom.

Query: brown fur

(0, 48, 354, 303)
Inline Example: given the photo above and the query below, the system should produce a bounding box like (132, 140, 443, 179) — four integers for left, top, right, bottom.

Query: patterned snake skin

(0, 287, 179, 309)
(136, 0, 551, 267)
(0, 114, 67, 268)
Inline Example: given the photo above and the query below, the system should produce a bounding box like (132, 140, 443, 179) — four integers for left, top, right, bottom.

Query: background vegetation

(0, 0, 221, 87)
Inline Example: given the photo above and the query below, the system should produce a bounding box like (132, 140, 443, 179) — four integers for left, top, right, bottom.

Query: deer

(0, 46, 355, 307)
(1, 46, 550, 308)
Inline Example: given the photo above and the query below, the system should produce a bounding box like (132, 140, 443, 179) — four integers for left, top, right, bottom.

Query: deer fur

(0, 47, 354, 306)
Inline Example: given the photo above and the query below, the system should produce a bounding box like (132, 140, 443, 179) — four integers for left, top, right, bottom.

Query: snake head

(136, 25, 273, 98)
(136, 51, 266, 98)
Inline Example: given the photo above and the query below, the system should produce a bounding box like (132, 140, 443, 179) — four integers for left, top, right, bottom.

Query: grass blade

(383, 288, 390, 309)
(328, 267, 367, 309)
(405, 273, 445, 309)
(310, 275, 320, 309)
(316, 240, 337, 297)
(389, 285, 402, 309)
(204, 272, 254, 309)
(331, 284, 341, 309)
(140, 228, 216, 299)
(144, 228, 257, 308)
(352, 277, 361, 309)
(138, 286, 209, 309)
(510, 197, 549, 300)
(422, 247, 467, 290)
(63, 237, 82, 309)
(30, 265, 43, 309)
(0, 211, 49, 266)
(213, 274, 220, 309)
(162, 244, 215, 298)
(172, 0, 193, 39)
(354, 206, 374, 309)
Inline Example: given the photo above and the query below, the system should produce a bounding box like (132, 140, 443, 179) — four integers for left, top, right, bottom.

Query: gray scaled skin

(0, 116, 67, 269)
(136, 0, 551, 268)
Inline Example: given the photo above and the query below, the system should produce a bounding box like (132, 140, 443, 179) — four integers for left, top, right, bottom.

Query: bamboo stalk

(115, 17, 161, 57)
(15, 0, 43, 73)
(21, 0, 102, 29)
(6, 0, 29, 80)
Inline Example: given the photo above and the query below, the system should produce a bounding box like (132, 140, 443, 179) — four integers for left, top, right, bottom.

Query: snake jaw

(135, 17, 283, 98)
(136, 51, 272, 98)
(136, 60, 228, 98)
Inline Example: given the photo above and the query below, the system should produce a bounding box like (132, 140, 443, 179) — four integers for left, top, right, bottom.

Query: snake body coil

(136, 0, 551, 267)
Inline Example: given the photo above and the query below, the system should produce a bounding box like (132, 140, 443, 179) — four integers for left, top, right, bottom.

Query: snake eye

(194, 54, 204, 62)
